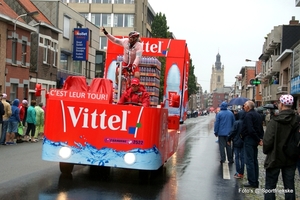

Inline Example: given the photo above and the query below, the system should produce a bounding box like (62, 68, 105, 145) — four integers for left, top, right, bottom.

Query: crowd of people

(214, 94, 300, 199)
(0, 93, 45, 145)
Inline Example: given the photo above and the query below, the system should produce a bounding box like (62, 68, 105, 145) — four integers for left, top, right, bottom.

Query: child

(227, 110, 246, 178)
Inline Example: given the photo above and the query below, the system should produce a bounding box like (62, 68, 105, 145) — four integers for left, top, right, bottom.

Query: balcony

(265, 55, 280, 77)
(276, 85, 288, 94)
(262, 84, 278, 102)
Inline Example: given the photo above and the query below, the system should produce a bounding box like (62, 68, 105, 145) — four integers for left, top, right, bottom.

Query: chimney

(289, 16, 299, 25)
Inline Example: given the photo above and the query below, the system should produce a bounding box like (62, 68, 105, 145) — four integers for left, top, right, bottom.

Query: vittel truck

(41, 37, 190, 174)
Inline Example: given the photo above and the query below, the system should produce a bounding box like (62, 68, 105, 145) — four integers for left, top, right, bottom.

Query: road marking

(223, 162, 231, 179)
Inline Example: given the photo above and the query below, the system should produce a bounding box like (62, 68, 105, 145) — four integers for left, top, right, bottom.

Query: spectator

(265, 110, 271, 127)
(263, 94, 297, 199)
(0, 93, 12, 145)
(118, 78, 150, 107)
(214, 101, 235, 164)
(24, 100, 36, 142)
(6, 99, 20, 145)
(227, 110, 246, 179)
(16, 99, 28, 143)
(0, 97, 4, 143)
(241, 100, 264, 188)
(34, 102, 45, 141)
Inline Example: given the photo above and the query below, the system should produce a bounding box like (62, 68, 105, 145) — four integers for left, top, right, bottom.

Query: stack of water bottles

(113, 56, 161, 106)
(139, 56, 161, 106)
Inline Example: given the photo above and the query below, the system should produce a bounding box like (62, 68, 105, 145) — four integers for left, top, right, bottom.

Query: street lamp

(13, 11, 39, 39)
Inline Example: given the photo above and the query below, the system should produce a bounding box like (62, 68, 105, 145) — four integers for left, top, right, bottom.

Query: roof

(0, 1, 25, 23)
(17, 0, 53, 26)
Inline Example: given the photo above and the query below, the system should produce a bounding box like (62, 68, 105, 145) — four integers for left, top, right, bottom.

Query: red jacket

(118, 85, 150, 107)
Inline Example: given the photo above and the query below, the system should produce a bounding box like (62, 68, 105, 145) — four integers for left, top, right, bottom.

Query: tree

(151, 12, 169, 38)
(151, 12, 169, 102)
(188, 59, 199, 97)
(151, 12, 198, 102)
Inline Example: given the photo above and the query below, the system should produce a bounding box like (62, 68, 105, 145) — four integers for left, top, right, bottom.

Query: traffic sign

(250, 78, 261, 86)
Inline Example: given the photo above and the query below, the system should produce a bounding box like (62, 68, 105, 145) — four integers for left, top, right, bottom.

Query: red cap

(131, 78, 140, 86)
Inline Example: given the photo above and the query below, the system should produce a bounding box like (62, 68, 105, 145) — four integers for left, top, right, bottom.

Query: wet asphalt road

(0, 114, 246, 200)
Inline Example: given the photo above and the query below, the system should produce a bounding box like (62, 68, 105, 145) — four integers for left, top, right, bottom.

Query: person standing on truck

(118, 78, 150, 107)
(101, 27, 143, 81)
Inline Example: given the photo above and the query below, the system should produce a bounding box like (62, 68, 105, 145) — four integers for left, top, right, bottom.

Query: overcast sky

(148, 0, 300, 92)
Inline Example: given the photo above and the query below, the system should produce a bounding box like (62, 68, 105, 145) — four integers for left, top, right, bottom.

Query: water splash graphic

(42, 138, 162, 170)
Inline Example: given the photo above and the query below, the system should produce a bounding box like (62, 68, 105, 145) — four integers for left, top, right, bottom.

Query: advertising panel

(104, 37, 188, 121)
(73, 28, 89, 61)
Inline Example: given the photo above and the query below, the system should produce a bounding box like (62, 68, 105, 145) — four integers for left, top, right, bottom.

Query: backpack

(282, 116, 300, 160)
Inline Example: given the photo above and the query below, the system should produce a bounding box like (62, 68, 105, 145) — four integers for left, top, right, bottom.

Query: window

(23, 84, 28, 100)
(125, 14, 134, 27)
(71, 0, 88, 2)
(12, 39, 17, 64)
(85, 62, 91, 78)
(73, 61, 82, 74)
(80, 13, 89, 21)
(91, 14, 101, 27)
(10, 83, 18, 101)
(217, 76, 220, 82)
(100, 36, 107, 49)
(125, 0, 134, 4)
(102, 14, 111, 27)
(52, 42, 57, 67)
(43, 38, 50, 63)
(114, 14, 123, 27)
(60, 52, 69, 70)
(92, 0, 111, 2)
(63, 16, 70, 39)
(114, 14, 134, 27)
(114, 0, 123, 3)
(21, 41, 27, 65)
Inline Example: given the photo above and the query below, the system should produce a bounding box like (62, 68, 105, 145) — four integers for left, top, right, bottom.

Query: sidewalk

(243, 145, 300, 200)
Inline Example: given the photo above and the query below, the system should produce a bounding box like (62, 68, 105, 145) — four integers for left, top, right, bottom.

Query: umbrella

(228, 97, 249, 106)
(256, 106, 267, 111)
(263, 104, 278, 109)
(209, 107, 215, 111)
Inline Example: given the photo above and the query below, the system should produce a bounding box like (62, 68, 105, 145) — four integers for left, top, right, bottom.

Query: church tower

(210, 53, 224, 93)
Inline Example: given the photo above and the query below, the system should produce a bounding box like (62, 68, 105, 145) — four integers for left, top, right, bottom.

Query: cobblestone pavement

(242, 145, 300, 200)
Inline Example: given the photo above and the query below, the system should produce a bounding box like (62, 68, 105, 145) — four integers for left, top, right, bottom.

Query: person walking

(6, 99, 20, 145)
(241, 100, 264, 188)
(24, 100, 36, 142)
(34, 102, 44, 141)
(0, 93, 11, 145)
(263, 94, 298, 200)
(214, 101, 235, 164)
(227, 110, 246, 179)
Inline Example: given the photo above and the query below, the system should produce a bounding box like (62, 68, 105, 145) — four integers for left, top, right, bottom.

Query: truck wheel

(59, 162, 74, 174)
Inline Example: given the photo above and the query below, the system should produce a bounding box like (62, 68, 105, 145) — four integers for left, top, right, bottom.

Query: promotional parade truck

(41, 37, 190, 174)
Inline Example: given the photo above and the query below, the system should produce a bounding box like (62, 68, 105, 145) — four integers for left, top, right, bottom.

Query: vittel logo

(63, 105, 129, 132)
(141, 41, 163, 53)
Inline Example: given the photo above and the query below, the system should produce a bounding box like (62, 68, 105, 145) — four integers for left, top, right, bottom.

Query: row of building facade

(0, 0, 155, 104)
(197, 14, 300, 111)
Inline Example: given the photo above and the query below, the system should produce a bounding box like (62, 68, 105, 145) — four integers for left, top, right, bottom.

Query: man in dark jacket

(242, 100, 264, 188)
(263, 94, 297, 200)
(227, 110, 246, 179)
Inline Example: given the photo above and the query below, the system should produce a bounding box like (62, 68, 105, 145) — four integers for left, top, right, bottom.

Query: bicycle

(115, 62, 140, 100)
